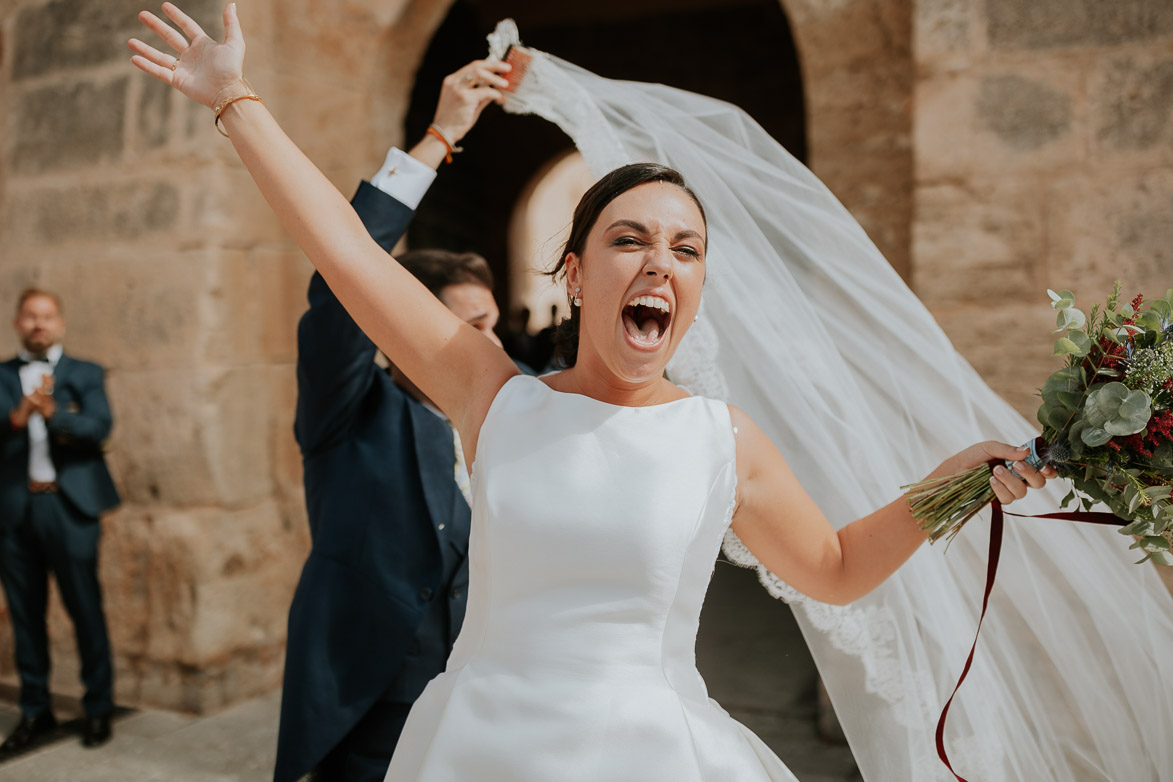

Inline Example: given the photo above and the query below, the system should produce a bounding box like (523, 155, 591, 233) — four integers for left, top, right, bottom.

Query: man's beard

(22, 335, 53, 355)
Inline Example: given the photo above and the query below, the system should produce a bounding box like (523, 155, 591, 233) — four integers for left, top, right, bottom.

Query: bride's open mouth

(621, 294, 672, 350)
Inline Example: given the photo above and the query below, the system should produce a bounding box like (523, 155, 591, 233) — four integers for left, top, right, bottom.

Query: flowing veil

(493, 26, 1173, 782)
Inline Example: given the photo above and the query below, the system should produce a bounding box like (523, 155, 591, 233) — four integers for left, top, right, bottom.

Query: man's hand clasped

(9, 375, 54, 430)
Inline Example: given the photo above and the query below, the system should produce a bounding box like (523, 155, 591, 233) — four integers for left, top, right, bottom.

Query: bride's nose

(642, 245, 672, 279)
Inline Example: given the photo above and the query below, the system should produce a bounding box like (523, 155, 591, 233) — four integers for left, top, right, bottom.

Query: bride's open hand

(128, 2, 245, 108)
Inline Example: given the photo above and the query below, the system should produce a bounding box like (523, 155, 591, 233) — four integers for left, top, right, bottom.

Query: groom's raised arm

(293, 59, 509, 455)
(293, 155, 433, 456)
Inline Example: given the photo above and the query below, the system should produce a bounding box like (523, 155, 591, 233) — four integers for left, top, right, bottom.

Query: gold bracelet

(213, 78, 263, 138)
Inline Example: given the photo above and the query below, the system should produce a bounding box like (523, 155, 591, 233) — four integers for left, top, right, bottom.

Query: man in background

(275, 59, 517, 782)
(0, 289, 119, 752)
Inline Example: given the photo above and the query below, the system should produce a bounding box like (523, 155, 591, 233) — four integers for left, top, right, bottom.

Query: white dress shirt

(369, 147, 437, 209)
(18, 343, 63, 483)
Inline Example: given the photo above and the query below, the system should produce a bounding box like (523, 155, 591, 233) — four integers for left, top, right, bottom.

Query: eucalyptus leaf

(1136, 311, 1162, 332)
(1057, 390, 1083, 410)
(1119, 389, 1150, 418)
(1053, 337, 1083, 357)
(1085, 383, 1148, 435)
(1046, 405, 1072, 432)
(1055, 308, 1087, 331)
(1043, 367, 1083, 393)
(1081, 426, 1112, 447)
(1104, 417, 1148, 436)
(1049, 289, 1075, 310)
(1121, 519, 1151, 536)
(1061, 489, 1075, 508)
(1142, 536, 1170, 550)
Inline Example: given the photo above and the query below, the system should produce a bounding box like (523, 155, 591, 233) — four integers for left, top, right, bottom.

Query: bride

(131, 5, 1172, 781)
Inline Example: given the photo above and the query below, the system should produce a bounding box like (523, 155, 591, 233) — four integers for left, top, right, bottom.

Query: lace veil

(494, 24, 1173, 782)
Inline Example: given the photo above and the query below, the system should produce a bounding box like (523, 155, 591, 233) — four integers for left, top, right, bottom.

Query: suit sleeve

(0, 378, 21, 443)
(294, 182, 417, 454)
(46, 365, 113, 446)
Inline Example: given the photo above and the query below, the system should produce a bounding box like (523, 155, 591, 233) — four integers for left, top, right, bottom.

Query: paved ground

(0, 563, 858, 781)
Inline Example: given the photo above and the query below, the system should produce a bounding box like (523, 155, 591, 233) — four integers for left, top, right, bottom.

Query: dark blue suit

(0, 354, 119, 718)
(275, 182, 472, 782)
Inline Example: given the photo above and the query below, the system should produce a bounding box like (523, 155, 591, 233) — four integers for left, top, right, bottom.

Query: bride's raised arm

(129, 3, 519, 444)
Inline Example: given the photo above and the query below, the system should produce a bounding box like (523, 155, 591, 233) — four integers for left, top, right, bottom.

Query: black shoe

(1, 712, 57, 753)
(81, 713, 112, 748)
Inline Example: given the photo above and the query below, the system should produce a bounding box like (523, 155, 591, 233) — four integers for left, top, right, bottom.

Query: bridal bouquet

(905, 283, 1173, 565)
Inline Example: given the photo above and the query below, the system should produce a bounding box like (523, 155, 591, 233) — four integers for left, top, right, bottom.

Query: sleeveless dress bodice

(385, 375, 799, 781)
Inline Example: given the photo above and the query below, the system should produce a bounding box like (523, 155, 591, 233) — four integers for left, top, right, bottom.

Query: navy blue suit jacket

(274, 182, 472, 782)
(0, 355, 119, 524)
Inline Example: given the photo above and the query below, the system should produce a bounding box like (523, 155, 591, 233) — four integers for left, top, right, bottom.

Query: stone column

(784, 0, 915, 281)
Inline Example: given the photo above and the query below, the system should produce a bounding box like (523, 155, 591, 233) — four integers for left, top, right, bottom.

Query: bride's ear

(564, 253, 583, 297)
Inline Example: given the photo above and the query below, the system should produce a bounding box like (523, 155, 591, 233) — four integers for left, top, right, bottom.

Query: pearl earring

(572, 288, 582, 307)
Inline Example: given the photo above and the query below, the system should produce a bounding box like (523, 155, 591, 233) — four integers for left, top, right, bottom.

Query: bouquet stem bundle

(905, 464, 1000, 543)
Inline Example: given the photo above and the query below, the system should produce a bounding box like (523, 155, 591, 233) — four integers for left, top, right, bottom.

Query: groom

(275, 59, 514, 782)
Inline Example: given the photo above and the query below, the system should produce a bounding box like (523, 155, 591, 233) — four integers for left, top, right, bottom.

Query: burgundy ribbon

(934, 502, 1125, 781)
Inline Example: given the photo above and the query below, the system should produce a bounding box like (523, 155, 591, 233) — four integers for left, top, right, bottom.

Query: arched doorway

(387, 1, 870, 776)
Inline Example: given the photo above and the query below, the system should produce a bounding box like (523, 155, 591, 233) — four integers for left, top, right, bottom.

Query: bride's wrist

(211, 78, 254, 112)
(212, 77, 263, 137)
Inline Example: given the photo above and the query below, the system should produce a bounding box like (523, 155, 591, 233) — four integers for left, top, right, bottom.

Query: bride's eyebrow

(605, 220, 702, 243)
(606, 219, 649, 234)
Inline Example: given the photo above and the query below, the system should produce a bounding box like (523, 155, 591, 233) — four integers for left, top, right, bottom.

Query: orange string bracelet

(426, 124, 463, 163)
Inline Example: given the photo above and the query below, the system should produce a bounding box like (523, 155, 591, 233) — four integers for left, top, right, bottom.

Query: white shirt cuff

(369, 147, 437, 210)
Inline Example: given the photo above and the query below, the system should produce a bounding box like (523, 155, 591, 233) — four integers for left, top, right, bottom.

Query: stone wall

(914, 0, 1173, 417)
(0, 0, 386, 712)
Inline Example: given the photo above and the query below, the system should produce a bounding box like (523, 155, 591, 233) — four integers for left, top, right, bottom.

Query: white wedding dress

(385, 374, 798, 781)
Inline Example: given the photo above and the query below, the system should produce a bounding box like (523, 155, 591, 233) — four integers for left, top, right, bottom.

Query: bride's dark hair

(547, 162, 707, 367)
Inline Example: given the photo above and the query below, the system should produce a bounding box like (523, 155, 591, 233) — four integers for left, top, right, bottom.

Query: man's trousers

(0, 490, 113, 718)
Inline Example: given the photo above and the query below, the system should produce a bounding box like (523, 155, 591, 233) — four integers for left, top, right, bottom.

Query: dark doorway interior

(404, 0, 807, 318)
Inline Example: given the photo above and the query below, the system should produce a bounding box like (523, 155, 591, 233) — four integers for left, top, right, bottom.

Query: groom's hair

(398, 249, 495, 299)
